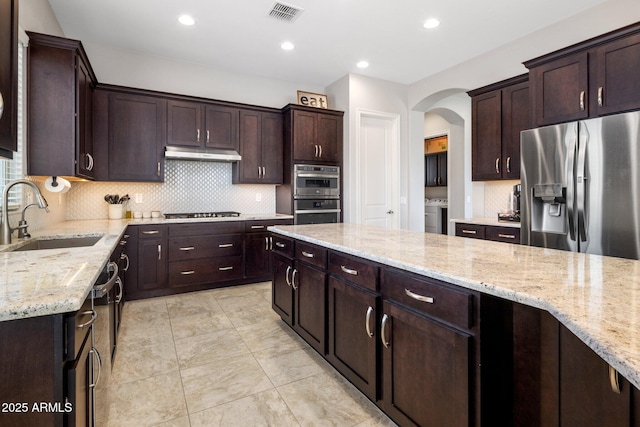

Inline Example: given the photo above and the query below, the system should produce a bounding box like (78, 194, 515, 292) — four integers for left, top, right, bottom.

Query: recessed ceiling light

(423, 18, 440, 29)
(281, 41, 295, 51)
(357, 61, 369, 69)
(178, 15, 195, 26)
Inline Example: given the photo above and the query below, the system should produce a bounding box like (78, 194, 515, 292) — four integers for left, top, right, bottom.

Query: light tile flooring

(97, 282, 398, 427)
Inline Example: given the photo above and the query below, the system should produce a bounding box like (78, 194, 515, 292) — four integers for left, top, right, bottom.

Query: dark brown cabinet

(232, 109, 283, 184)
(167, 100, 239, 150)
(283, 104, 343, 164)
(455, 222, 521, 244)
(243, 219, 292, 280)
(272, 251, 294, 325)
(136, 225, 167, 293)
(425, 152, 447, 187)
(27, 32, 98, 179)
(0, 0, 18, 158)
(526, 22, 640, 126)
(93, 87, 166, 182)
(469, 75, 530, 181)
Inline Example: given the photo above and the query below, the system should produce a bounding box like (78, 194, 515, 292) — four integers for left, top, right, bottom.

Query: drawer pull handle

(181, 270, 196, 275)
(77, 310, 97, 329)
(405, 288, 434, 304)
(341, 265, 358, 276)
(142, 230, 160, 235)
(275, 242, 286, 248)
(219, 266, 234, 271)
(219, 243, 234, 248)
(302, 251, 315, 258)
(251, 225, 266, 229)
(179, 246, 195, 251)
(381, 314, 390, 348)
(497, 233, 516, 239)
(609, 365, 621, 394)
(365, 306, 374, 338)
(462, 229, 477, 234)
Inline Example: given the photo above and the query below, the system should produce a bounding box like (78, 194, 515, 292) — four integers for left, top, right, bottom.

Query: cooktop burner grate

(163, 211, 241, 219)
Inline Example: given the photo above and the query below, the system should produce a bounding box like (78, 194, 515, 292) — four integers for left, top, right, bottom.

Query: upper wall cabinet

(27, 32, 98, 179)
(0, 0, 18, 159)
(167, 100, 239, 151)
(468, 74, 530, 181)
(283, 104, 343, 164)
(93, 86, 166, 182)
(525, 22, 640, 126)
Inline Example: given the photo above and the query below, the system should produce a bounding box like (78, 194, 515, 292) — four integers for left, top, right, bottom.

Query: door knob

(387, 210, 394, 214)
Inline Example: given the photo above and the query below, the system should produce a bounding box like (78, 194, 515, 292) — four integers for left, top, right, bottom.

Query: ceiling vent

(268, 1, 304, 23)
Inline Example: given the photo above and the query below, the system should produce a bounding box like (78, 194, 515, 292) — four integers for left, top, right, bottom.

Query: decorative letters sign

(297, 90, 328, 109)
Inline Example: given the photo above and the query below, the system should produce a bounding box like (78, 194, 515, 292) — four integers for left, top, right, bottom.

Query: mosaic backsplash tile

(483, 180, 521, 217)
(66, 161, 276, 220)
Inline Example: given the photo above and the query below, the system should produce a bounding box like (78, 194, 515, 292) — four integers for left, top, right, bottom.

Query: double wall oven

(293, 164, 341, 224)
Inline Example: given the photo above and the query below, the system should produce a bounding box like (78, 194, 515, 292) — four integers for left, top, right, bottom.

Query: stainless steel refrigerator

(521, 110, 640, 260)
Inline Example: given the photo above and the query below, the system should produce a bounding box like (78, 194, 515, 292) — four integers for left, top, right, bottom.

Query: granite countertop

(450, 217, 521, 228)
(269, 222, 640, 391)
(0, 214, 292, 323)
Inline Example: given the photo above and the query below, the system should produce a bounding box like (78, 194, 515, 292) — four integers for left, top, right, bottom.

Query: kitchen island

(269, 222, 640, 426)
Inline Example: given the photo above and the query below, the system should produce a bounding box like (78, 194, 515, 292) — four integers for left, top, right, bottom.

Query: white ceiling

(47, 0, 607, 88)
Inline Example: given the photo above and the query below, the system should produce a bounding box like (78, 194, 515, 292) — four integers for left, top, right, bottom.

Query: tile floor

(97, 282, 398, 427)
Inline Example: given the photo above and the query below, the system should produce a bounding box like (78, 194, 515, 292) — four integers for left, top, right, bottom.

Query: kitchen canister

(108, 204, 123, 220)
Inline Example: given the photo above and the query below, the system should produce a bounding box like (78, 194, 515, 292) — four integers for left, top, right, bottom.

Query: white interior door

(359, 114, 399, 228)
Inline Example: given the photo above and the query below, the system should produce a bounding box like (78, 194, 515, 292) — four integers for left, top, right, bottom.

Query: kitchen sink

(11, 236, 103, 251)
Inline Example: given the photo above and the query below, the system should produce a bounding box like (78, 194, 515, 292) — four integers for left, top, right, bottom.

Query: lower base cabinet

(293, 260, 327, 355)
(271, 251, 294, 325)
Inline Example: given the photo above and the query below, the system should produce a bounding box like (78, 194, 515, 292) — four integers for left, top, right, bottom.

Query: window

(0, 38, 25, 212)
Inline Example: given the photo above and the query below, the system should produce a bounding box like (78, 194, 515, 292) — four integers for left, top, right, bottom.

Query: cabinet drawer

(486, 226, 521, 244)
(245, 219, 293, 233)
(168, 234, 243, 261)
(296, 241, 327, 269)
(272, 235, 294, 258)
(65, 296, 93, 361)
(328, 251, 378, 292)
(455, 223, 486, 239)
(136, 224, 166, 239)
(169, 221, 243, 237)
(381, 268, 474, 330)
(168, 256, 243, 287)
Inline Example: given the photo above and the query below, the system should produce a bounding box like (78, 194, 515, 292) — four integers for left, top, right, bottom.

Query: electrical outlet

(256, 193, 262, 202)
(135, 193, 143, 204)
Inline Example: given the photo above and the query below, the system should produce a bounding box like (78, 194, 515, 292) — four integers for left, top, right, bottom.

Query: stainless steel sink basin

(11, 236, 103, 251)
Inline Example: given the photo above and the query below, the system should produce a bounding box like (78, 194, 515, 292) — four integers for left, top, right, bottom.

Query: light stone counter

(451, 217, 521, 228)
(269, 222, 640, 391)
(0, 214, 292, 322)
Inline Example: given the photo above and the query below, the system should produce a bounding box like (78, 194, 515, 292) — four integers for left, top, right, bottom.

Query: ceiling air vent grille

(268, 1, 304, 23)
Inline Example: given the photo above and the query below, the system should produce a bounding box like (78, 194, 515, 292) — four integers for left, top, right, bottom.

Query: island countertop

(269, 222, 640, 391)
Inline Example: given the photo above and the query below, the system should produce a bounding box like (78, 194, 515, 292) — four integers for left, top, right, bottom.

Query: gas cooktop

(163, 211, 241, 219)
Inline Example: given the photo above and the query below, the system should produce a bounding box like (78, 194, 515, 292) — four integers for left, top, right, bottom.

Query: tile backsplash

(66, 161, 276, 220)
(482, 180, 520, 217)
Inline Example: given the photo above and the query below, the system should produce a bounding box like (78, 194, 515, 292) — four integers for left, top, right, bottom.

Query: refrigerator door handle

(577, 122, 588, 242)
(566, 133, 577, 242)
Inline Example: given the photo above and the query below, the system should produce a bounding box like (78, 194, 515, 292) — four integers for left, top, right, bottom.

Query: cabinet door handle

(218, 243, 234, 248)
(197, 129, 201, 142)
(89, 347, 102, 389)
(142, 230, 160, 235)
(206, 130, 210, 143)
(275, 242, 286, 248)
(462, 229, 477, 234)
(340, 265, 358, 276)
(269, 237, 273, 251)
(180, 270, 195, 275)
(115, 277, 123, 303)
(314, 144, 319, 157)
(158, 244, 162, 260)
(0, 92, 4, 120)
(121, 253, 130, 271)
(179, 246, 195, 251)
(77, 310, 97, 329)
(495, 158, 500, 174)
(86, 153, 94, 171)
(301, 251, 315, 258)
(291, 268, 298, 290)
(405, 288, 434, 304)
(434, 177, 438, 185)
(319, 145, 323, 158)
(609, 365, 621, 394)
(258, 166, 262, 178)
(219, 266, 234, 271)
(506, 156, 511, 173)
(497, 233, 516, 239)
(365, 306, 374, 338)
(157, 162, 161, 176)
(598, 87, 604, 107)
(580, 90, 586, 111)
(285, 265, 292, 286)
(265, 236, 269, 251)
(381, 314, 390, 348)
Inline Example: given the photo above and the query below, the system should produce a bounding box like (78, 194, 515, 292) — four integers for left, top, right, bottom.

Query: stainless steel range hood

(164, 146, 242, 162)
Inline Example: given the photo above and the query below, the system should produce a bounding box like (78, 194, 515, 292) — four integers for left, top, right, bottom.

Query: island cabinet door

(292, 261, 327, 355)
(272, 252, 294, 325)
(380, 300, 471, 427)
(327, 276, 378, 400)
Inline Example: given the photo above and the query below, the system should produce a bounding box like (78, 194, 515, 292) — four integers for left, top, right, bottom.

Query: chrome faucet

(1, 180, 49, 245)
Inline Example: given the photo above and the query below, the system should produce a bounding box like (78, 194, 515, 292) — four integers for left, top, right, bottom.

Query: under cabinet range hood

(164, 146, 242, 162)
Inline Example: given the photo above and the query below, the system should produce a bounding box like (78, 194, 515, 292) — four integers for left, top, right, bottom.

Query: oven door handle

(294, 209, 342, 214)
(296, 173, 338, 178)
